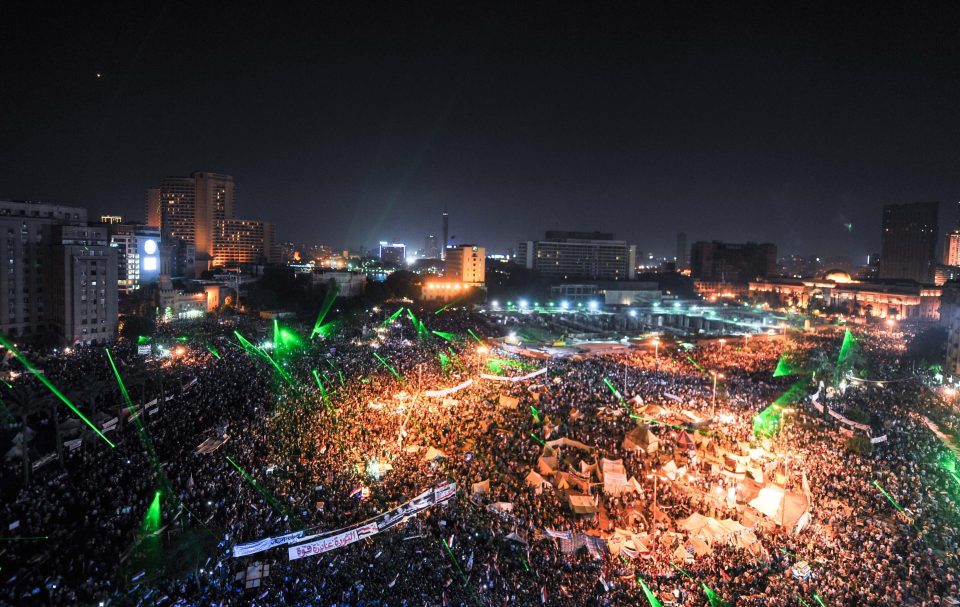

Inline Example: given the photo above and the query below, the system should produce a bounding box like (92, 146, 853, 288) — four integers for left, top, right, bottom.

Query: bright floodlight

(560, 300, 570, 310)
(519, 299, 529, 309)
(628, 309, 637, 317)
(588, 301, 598, 311)
(491, 300, 499, 308)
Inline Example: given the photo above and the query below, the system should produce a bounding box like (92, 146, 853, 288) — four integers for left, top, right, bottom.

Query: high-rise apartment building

(517, 231, 637, 280)
(690, 241, 777, 284)
(107, 224, 161, 292)
(213, 219, 278, 266)
(0, 201, 117, 345)
(676, 232, 688, 270)
(379, 242, 407, 266)
(944, 231, 960, 267)
(441, 211, 449, 260)
(444, 244, 485, 285)
(147, 172, 274, 273)
(879, 202, 938, 283)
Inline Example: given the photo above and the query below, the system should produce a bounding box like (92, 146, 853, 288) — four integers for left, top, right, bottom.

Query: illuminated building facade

(213, 219, 278, 266)
(108, 224, 161, 292)
(879, 201, 938, 283)
(379, 242, 406, 266)
(444, 244, 485, 285)
(518, 231, 637, 280)
(944, 231, 960, 267)
(749, 272, 941, 320)
(0, 201, 118, 345)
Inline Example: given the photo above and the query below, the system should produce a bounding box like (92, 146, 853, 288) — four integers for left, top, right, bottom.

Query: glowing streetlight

(588, 300, 599, 311)
(652, 338, 660, 368)
(560, 300, 570, 310)
(518, 299, 529, 310)
(628, 309, 637, 317)
(491, 300, 499, 309)
(718, 338, 726, 350)
(711, 372, 724, 417)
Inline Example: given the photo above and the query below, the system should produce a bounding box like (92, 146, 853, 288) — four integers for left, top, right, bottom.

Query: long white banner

(424, 379, 473, 398)
(479, 368, 547, 382)
(233, 530, 306, 558)
(288, 481, 456, 561)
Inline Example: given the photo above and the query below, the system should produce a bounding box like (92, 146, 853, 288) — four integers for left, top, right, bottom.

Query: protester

(1, 310, 957, 606)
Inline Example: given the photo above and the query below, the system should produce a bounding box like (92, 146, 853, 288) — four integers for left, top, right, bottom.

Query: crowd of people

(1, 306, 958, 606)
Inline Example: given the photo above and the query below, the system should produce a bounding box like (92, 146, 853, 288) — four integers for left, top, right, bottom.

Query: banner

(233, 530, 306, 558)
(424, 379, 473, 398)
(544, 528, 573, 540)
(479, 368, 547, 382)
(286, 481, 456, 561)
(827, 409, 871, 434)
(870, 435, 887, 444)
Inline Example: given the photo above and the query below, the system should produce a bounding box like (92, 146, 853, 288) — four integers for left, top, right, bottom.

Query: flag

(719, 568, 731, 582)
(466, 550, 474, 571)
(349, 486, 363, 499)
(541, 585, 548, 604)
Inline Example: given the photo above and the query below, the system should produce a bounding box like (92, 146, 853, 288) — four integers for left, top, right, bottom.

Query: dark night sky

(3, 2, 960, 260)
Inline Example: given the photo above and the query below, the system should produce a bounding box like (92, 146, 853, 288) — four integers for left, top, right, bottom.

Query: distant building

(690, 241, 777, 284)
(100, 214, 123, 224)
(424, 234, 440, 259)
(0, 201, 118, 345)
(311, 271, 367, 298)
(518, 231, 637, 280)
(676, 232, 688, 270)
(749, 272, 941, 320)
(879, 202, 938, 283)
(942, 287, 960, 376)
(213, 219, 278, 266)
(944, 230, 960, 267)
(379, 242, 407, 266)
(442, 211, 449, 260)
(108, 224, 161, 292)
(147, 172, 275, 274)
(49, 225, 119, 344)
(444, 244, 486, 285)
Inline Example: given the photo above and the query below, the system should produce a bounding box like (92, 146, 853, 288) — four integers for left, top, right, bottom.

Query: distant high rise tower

(441, 210, 449, 260)
(879, 202, 938, 283)
(676, 232, 688, 270)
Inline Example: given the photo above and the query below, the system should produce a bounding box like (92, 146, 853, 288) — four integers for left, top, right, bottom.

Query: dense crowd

(1, 307, 958, 606)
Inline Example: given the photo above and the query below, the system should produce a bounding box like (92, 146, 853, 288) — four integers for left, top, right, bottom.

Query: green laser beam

(530, 432, 545, 445)
(373, 352, 402, 381)
(0, 536, 49, 541)
(142, 490, 162, 535)
(672, 564, 693, 579)
(795, 595, 812, 607)
(310, 281, 340, 338)
(106, 348, 166, 487)
(206, 344, 221, 359)
(225, 455, 301, 528)
(431, 330, 458, 343)
(382, 307, 404, 326)
(234, 331, 293, 385)
(638, 575, 664, 607)
(440, 538, 485, 607)
(603, 377, 625, 403)
(873, 480, 906, 513)
(813, 593, 828, 607)
(521, 556, 530, 572)
(686, 356, 705, 373)
(467, 328, 482, 344)
(0, 335, 115, 448)
(702, 583, 731, 607)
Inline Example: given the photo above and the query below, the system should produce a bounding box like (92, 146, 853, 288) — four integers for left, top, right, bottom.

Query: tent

(675, 431, 695, 451)
(568, 494, 599, 515)
(546, 437, 593, 452)
(423, 447, 446, 461)
(601, 458, 630, 495)
(537, 456, 559, 476)
(737, 476, 763, 504)
(679, 513, 709, 534)
(749, 486, 809, 529)
(622, 425, 659, 453)
(472, 479, 491, 497)
(498, 395, 519, 410)
(524, 471, 552, 495)
(555, 471, 591, 493)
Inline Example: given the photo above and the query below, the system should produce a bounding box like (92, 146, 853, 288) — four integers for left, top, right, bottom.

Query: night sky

(3, 2, 960, 260)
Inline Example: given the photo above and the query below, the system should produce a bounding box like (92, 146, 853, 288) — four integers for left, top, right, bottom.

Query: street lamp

(646, 473, 659, 523)
(711, 372, 724, 418)
(718, 338, 726, 351)
(652, 338, 660, 369)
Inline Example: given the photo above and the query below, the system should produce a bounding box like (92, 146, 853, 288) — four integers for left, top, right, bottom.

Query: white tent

(601, 458, 631, 495)
(524, 471, 552, 495)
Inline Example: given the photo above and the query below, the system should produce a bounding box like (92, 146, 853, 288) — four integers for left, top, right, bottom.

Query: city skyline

(4, 4, 960, 257)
